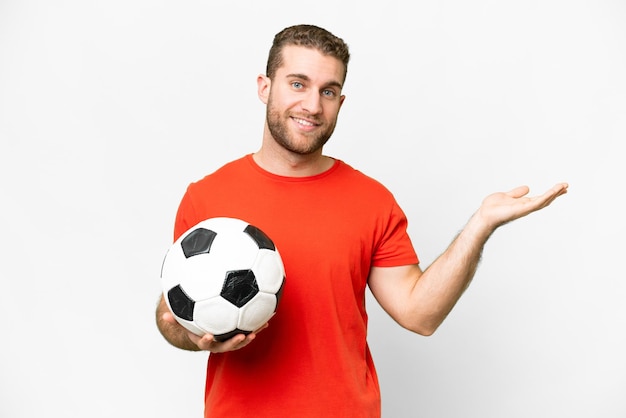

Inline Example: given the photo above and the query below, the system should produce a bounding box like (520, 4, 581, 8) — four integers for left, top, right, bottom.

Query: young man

(156, 24, 568, 417)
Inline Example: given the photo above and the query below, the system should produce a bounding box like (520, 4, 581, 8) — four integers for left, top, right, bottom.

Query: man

(156, 24, 568, 417)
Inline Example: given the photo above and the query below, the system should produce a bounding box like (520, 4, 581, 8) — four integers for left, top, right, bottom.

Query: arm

(155, 295, 266, 353)
(368, 183, 568, 336)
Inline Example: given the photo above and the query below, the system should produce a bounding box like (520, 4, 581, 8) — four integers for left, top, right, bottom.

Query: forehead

(277, 45, 345, 86)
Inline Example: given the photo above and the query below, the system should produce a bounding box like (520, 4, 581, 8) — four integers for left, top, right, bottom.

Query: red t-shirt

(174, 155, 418, 418)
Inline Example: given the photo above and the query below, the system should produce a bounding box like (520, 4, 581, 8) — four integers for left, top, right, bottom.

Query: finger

(218, 324, 268, 351)
(538, 183, 569, 203)
(526, 183, 568, 212)
(209, 333, 249, 353)
(553, 182, 569, 196)
(192, 327, 266, 352)
(506, 185, 530, 198)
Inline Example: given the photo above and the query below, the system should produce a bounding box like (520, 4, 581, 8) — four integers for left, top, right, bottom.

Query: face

(258, 46, 346, 156)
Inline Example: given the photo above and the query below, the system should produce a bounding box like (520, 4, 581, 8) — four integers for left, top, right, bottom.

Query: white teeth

(294, 118, 314, 127)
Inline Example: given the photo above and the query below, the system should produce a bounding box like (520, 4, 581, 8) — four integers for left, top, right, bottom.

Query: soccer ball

(161, 217, 285, 342)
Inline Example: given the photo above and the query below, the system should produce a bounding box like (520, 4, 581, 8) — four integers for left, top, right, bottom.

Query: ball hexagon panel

(194, 296, 240, 336)
(238, 292, 279, 331)
(252, 249, 286, 294)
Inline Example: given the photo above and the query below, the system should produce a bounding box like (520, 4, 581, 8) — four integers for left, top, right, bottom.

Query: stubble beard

(265, 103, 337, 156)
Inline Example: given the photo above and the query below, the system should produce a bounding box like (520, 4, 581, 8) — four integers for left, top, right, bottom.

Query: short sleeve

(371, 199, 419, 267)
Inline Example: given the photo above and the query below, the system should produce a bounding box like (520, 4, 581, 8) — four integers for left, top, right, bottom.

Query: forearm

(155, 295, 202, 351)
(410, 212, 495, 333)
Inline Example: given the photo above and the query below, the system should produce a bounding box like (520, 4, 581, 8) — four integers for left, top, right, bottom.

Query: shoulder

(201, 155, 250, 178)
(334, 159, 395, 197)
(187, 155, 251, 189)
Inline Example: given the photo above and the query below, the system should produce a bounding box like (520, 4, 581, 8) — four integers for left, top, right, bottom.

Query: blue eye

(292, 81, 303, 89)
(322, 89, 335, 97)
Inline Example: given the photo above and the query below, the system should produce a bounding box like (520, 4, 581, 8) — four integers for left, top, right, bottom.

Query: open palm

(478, 183, 569, 229)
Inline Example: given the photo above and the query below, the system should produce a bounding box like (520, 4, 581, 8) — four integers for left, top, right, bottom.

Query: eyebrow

(286, 73, 343, 90)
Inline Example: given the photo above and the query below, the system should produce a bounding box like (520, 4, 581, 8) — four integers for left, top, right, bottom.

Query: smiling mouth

(292, 117, 318, 127)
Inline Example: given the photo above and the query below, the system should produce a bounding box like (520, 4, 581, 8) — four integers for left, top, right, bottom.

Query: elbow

(414, 327, 436, 337)
(411, 324, 438, 337)
(400, 318, 440, 337)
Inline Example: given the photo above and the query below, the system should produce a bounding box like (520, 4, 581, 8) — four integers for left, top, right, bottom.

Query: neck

(253, 135, 334, 178)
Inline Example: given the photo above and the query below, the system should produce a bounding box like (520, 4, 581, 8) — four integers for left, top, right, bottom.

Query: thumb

(506, 185, 530, 198)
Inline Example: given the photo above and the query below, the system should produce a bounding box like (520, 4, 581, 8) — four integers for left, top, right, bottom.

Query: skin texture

(156, 43, 568, 353)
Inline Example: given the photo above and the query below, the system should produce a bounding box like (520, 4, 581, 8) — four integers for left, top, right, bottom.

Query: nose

(300, 90, 323, 115)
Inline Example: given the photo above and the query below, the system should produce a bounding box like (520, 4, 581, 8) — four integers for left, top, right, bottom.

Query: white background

(1, 1, 625, 417)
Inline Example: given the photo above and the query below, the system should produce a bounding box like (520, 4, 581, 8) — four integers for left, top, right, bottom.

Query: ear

(257, 74, 271, 104)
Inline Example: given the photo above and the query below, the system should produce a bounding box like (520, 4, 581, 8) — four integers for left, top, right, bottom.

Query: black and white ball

(161, 217, 285, 342)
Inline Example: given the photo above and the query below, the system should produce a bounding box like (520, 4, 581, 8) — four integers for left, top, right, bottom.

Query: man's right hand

(157, 295, 268, 352)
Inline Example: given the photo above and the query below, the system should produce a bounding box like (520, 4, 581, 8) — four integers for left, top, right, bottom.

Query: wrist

(464, 210, 498, 242)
